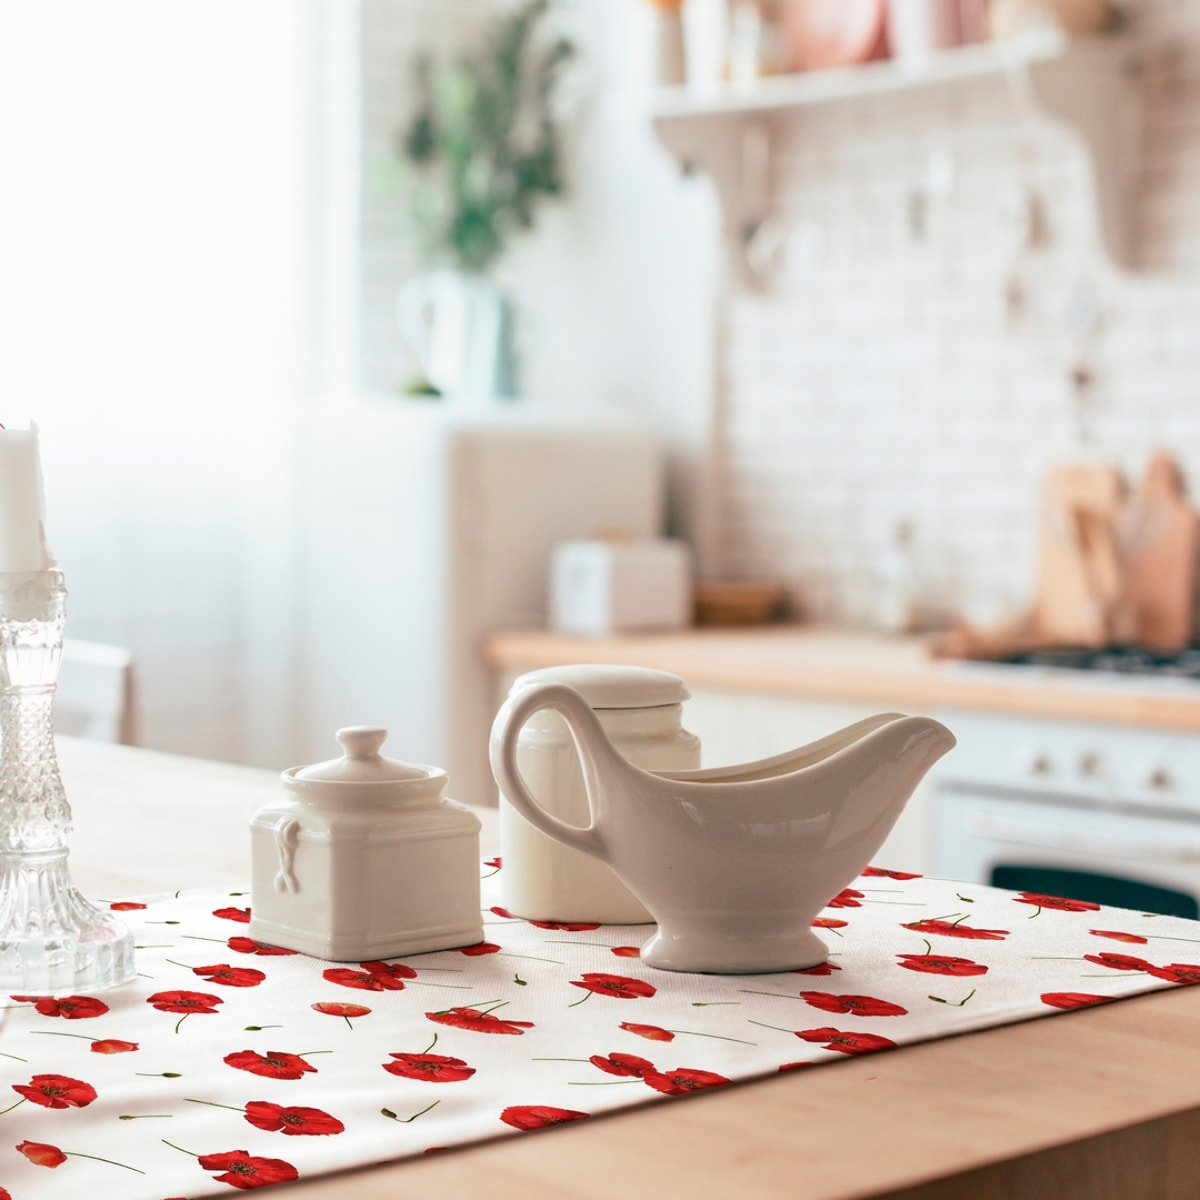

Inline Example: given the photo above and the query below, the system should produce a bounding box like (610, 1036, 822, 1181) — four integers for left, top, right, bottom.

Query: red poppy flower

(1013, 892, 1100, 912)
(569, 973, 657, 1000)
(903, 920, 1009, 941)
(642, 1066, 731, 1095)
(312, 1001, 372, 1020)
(620, 1022, 675, 1042)
(459, 942, 501, 956)
(193, 963, 266, 988)
(528, 919, 602, 931)
(611, 946, 642, 957)
(91, 1039, 139, 1054)
(811, 917, 848, 929)
(426, 1006, 534, 1034)
(1089, 929, 1149, 944)
(795, 1027, 899, 1055)
(227, 936, 297, 956)
(778, 1061, 816, 1072)
(490, 906, 515, 919)
(1041, 992, 1112, 1010)
(16, 1140, 67, 1167)
(364, 960, 418, 980)
(383, 1052, 476, 1083)
(825, 888, 864, 909)
(212, 906, 252, 923)
(243, 1100, 345, 1136)
(484, 857, 502, 869)
(1146, 962, 1200, 985)
(224, 1049, 318, 1079)
(29, 994, 110, 1019)
(109, 901, 148, 911)
(323, 967, 394, 992)
(589, 1052, 655, 1078)
(799, 992, 907, 1017)
(322, 962, 413, 991)
(499, 1105, 590, 1130)
(197, 1149, 299, 1189)
(0, 1185, 12, 1197)
(861, 866, 921, 879)
(147, 989, 223, 1014)
(12, 1073, 98, 1109)
(794, 962, 841, 976)
(1083, 952, 1152, 972)
(896, 953, 988, 977)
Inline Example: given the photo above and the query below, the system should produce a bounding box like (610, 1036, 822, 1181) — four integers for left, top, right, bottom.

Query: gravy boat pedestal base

(641, 920, 829, 974)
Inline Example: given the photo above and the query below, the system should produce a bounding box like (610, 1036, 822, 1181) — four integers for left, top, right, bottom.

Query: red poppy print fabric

(0, 864, 1196, 1199)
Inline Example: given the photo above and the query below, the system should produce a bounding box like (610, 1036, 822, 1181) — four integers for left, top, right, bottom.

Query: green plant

(400, 0, 575, 274)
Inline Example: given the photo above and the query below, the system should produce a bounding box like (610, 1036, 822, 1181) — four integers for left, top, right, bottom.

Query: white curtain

(0, 1, 351, 765)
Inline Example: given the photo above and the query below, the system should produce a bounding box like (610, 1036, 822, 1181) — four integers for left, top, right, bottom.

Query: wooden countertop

(51, 738, 1200, 1199)
(485, 627, 1200, 732)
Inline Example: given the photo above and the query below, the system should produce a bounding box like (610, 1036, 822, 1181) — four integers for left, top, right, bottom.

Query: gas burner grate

(999, 646, 1200, 679)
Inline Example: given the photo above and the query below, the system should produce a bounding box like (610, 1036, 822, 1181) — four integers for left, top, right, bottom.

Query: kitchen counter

(484, 626, 1200, 732)
(52, 737, 1200, 1199)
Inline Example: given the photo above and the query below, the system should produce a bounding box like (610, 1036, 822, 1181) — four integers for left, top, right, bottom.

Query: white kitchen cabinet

(682, 688, 935, 875)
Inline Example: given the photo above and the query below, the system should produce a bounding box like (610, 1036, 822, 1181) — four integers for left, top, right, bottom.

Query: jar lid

(508, 664, 689, 709)
(291, 727, 434, 785)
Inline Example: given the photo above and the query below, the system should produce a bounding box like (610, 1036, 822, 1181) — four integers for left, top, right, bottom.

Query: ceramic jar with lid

(492, 664, 700, 923)
(249, 726, 482, 960)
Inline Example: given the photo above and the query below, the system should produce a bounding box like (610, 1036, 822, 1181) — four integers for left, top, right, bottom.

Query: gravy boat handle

(489, 683, 611, 861)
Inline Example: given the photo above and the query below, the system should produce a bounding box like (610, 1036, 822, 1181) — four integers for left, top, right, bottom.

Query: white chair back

(55, 639, 136, 744)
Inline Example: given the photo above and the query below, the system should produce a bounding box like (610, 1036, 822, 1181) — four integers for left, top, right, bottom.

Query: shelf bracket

(1019, 46, 1142, 270)
(654, 112, 774, 290)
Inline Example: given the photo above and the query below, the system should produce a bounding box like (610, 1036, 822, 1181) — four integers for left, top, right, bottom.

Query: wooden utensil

(1112, 453, 1199, 652)
(1032, 464, 1125, 649)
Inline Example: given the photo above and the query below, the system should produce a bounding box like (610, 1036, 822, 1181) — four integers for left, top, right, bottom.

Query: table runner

(2, 861, 1198, 1198)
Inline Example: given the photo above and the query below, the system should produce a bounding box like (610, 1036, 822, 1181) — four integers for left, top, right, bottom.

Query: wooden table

(55, 737, 1200, 1200)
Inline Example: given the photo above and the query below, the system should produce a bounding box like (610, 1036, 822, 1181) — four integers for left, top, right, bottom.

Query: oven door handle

(969, 813, 1200, 865)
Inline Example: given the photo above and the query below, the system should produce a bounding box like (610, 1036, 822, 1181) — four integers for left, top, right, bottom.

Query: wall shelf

(652, 30, 1146, 286)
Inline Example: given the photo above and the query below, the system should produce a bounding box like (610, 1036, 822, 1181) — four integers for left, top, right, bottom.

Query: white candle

(0, 422, 56, 573)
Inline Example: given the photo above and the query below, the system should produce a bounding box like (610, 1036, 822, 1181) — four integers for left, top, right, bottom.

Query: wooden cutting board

(1032, 464, 1124, 648)
(1112, 453, 1199, 652)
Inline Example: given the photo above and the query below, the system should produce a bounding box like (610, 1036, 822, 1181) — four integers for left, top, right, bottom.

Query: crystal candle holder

(0, 570, 135, 992)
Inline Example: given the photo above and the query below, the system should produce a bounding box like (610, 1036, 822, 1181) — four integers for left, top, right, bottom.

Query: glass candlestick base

(0, 570, 135, 993)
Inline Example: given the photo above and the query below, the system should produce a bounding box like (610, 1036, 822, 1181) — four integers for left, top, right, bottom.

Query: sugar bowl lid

(508, 664, 690, 710)
(283, 726, 444, 804)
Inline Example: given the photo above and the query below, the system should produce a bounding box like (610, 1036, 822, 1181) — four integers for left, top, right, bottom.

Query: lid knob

(337, 726, 388, 761)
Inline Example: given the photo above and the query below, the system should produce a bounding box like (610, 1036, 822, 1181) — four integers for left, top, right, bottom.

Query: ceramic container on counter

(250, 726, 482, 960)
(491, 686, 956, 973)
(493, 665, 700, 923)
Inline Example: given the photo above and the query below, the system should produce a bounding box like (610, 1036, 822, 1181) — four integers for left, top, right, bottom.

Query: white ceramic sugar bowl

(493, 665, 700, 923)
(249, 727, 483, 960)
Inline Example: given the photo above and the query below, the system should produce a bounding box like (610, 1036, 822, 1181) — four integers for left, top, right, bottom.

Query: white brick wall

(717, 0, 1200, 626)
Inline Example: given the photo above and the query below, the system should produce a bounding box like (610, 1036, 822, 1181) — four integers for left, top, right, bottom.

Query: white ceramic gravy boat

(490, 683, 956, 973)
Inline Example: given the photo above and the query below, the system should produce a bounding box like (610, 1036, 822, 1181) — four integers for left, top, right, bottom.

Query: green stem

(119, 1114, 173, 1121)
(567, 990, 592, 1008)
(410, 982, 472, 990)
(0, 1051, 28, 1062)
(668, 1029, 757, 1046)
(67, 1151, 145, 1174)
(498, 953, 566, 965)
(185, 1098, 243, 1113)
(162, 1139, 199, 1157)
(0, 1098, 26, 1117)
(422, 1032, 439, 1055)
(747, 1019, 793, 1035)
(174, 1014, 190, 1035)
(382, 1099, 440, 1123)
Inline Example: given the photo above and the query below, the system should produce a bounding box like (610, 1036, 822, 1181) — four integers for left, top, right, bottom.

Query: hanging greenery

(400, 0, 576, 274)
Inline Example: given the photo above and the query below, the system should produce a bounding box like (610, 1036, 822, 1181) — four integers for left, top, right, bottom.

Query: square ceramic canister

(493, 664, 700, 923)
(249, 727, 483, 960)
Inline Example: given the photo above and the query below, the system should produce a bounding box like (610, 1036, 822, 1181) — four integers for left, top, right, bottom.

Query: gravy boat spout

(490, 682, 956, 974)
